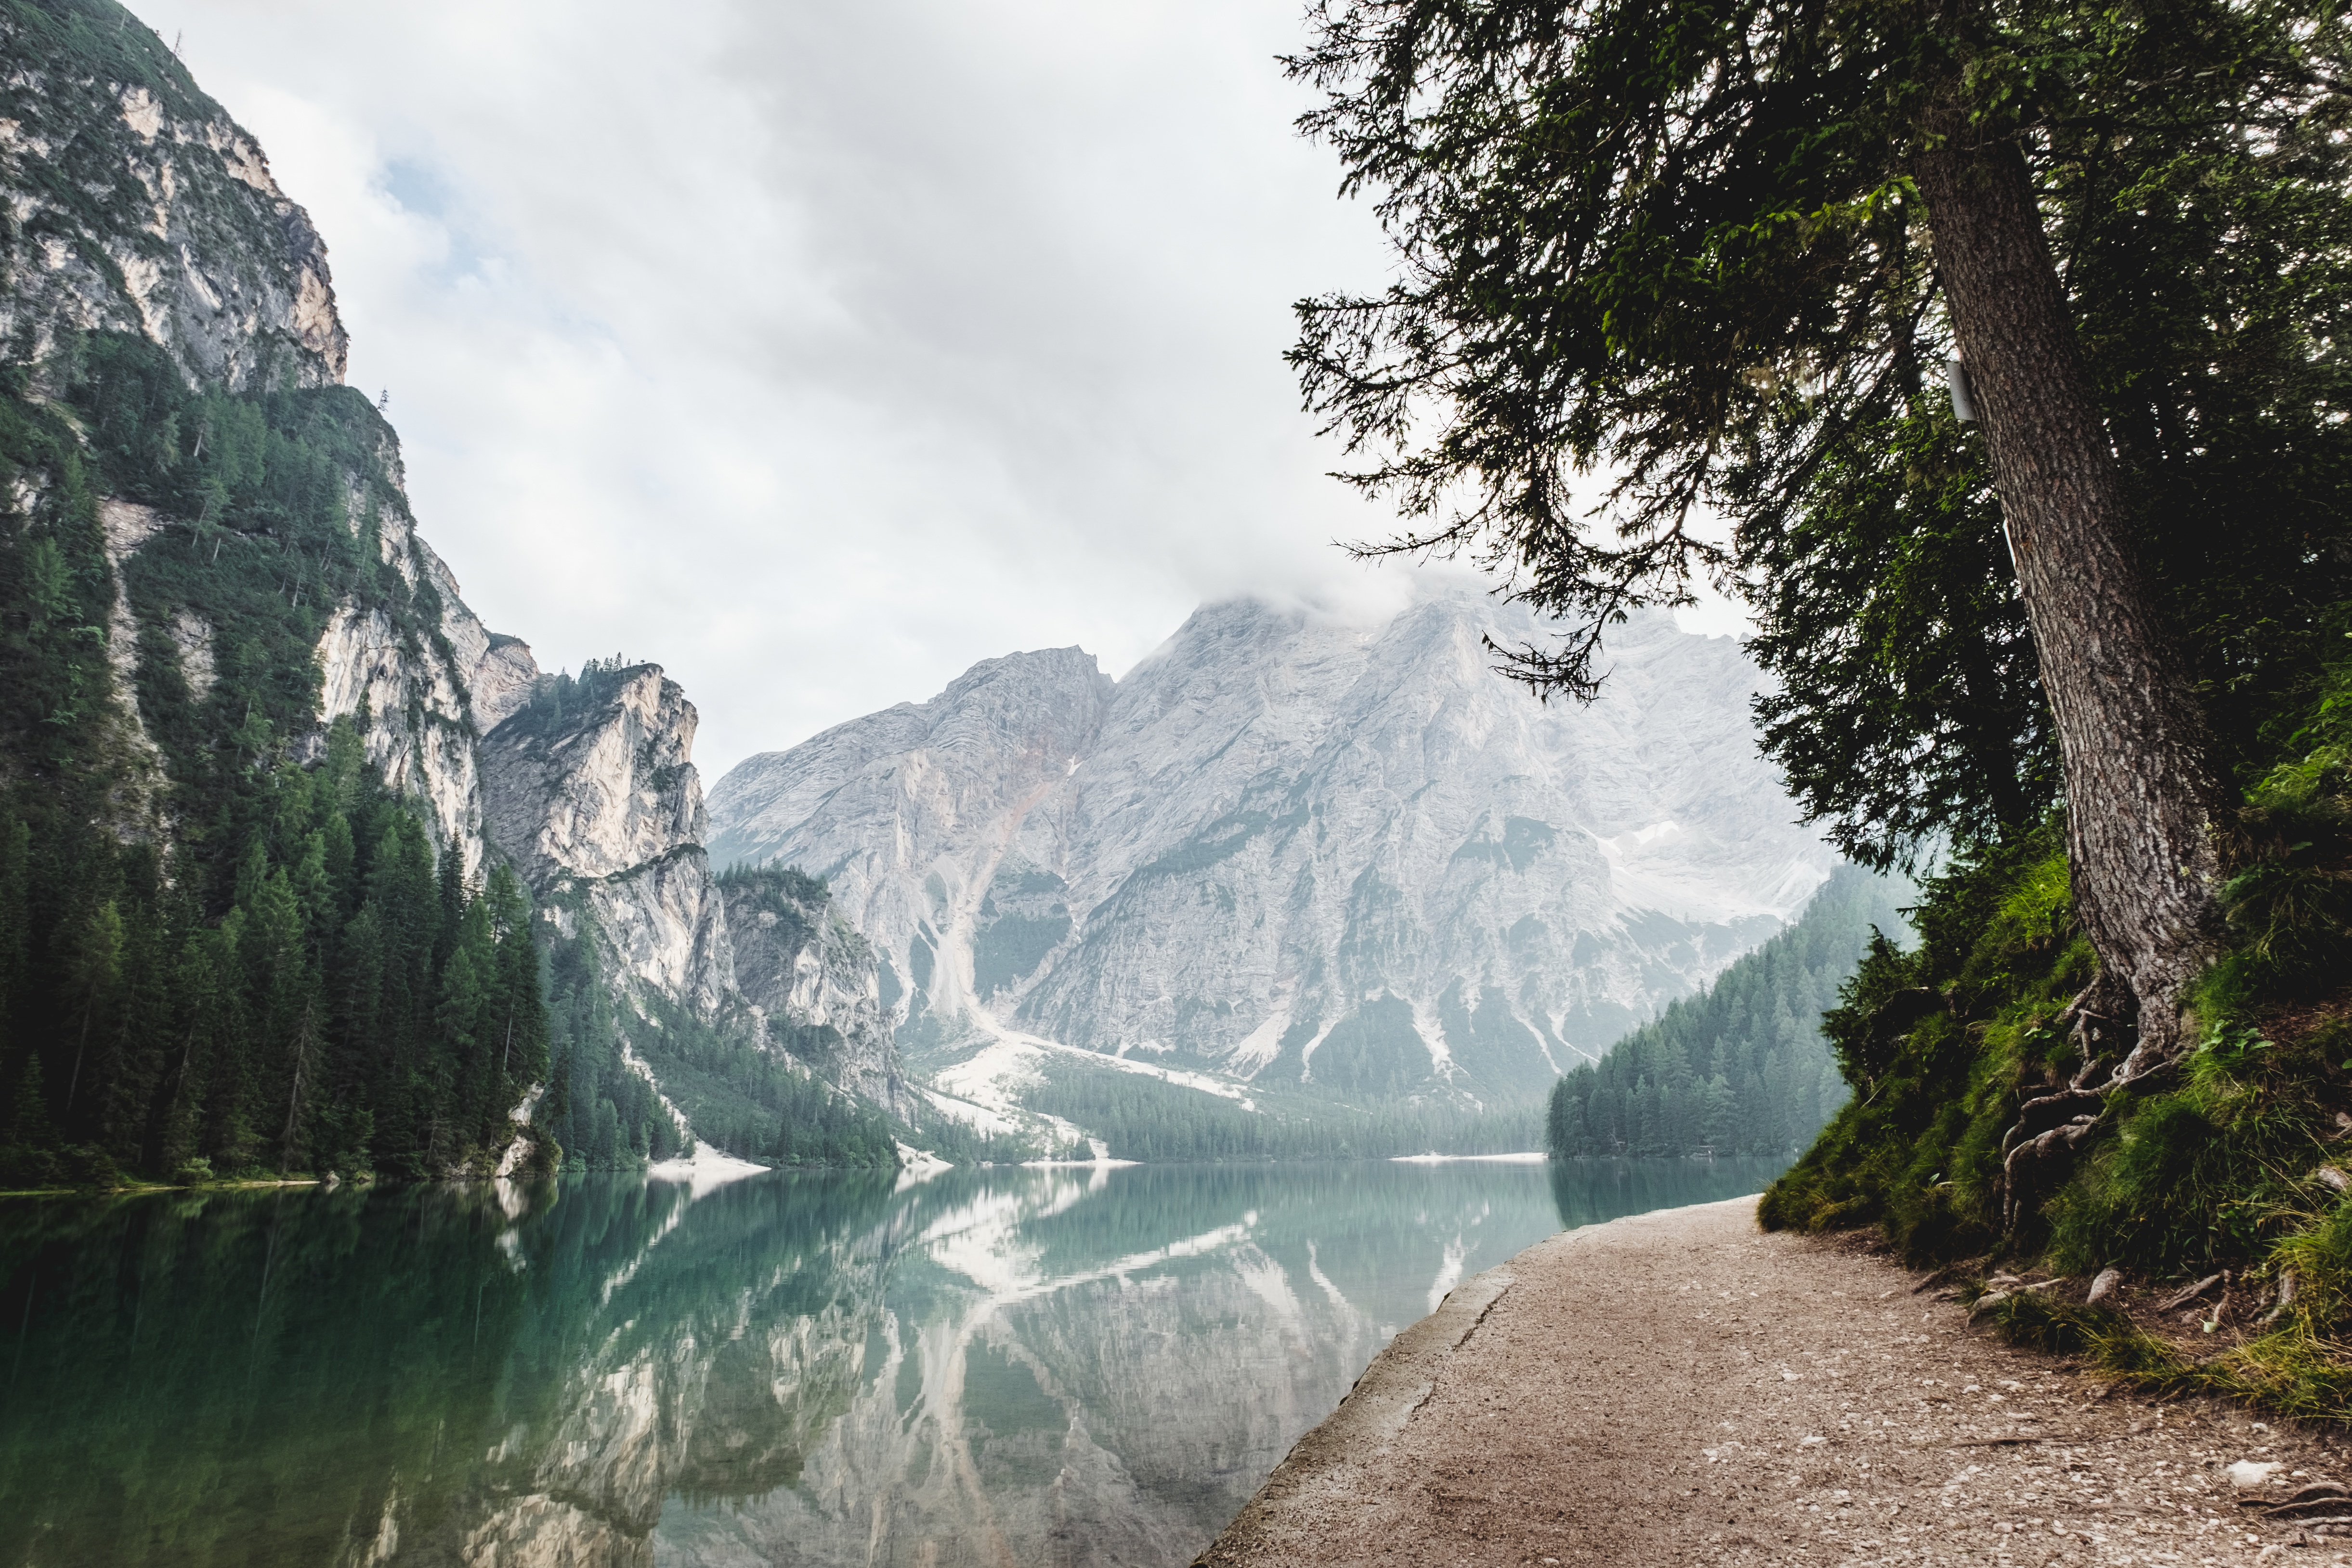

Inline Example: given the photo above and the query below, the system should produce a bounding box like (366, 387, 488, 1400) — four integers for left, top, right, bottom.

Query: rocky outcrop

(1, 9, 497, 874)
(0, 33, 347, 389)
(471, 635, 540, 732)
(480, 665, 736, 1017)
(306, 432, 549, 876)
(705, 647, 1114, 1041)
(721, 868, 909, 1117)
(89, 497, 169, 834)
(482, 666, 706, 885)
(707, 587, 1837, 1104)
(474, 666, 915, 1114)
(314, 598, 491, 874)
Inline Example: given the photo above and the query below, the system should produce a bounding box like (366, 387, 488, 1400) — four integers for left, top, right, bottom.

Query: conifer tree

(1287, 0, 2350, 1150)
(62, 899, 122, 1113)
(0, 323, 905, 1186)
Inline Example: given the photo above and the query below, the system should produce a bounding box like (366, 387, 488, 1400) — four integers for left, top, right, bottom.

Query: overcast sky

(124, 0, 1738, 779)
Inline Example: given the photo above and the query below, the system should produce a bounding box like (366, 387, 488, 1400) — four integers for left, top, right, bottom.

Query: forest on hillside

(0, 330, 558, 1186)
(1546, 868, 1907, 1159)
(983, 871, 1899, 1165)
(1022, 1066, 1545, 1162)
(0, 330, 894, 1186)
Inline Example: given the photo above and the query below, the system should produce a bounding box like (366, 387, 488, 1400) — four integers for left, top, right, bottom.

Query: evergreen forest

(998, 871, 1900, 1164)
(1545, 868, 1906, 1159)
(0, 329, 559, 1186)
(0, 327, 893, 1186)
(1023, 1066, 1544, 1163)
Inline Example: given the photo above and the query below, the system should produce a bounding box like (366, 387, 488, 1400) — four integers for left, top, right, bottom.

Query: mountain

(0, 0, 1834, 1178)
(707, 589, 1839, 1128)
(0, 0, 896, 1182)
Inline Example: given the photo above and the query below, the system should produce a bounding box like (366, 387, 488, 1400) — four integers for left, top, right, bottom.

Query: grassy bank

(1762, 669, 2352, 1420)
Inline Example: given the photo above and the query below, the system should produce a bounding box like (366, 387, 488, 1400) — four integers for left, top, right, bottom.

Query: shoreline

(0, 1151, 912, 1201)
(0, 1150, 1731, 1200)
(1197, 1195, 2352, 1567)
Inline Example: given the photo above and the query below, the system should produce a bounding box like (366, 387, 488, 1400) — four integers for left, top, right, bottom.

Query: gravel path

(1196, 1196, 2352, 1567)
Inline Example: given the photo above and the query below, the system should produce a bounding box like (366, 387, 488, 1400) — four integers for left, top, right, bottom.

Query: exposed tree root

(1997, 974, 2157, 1232)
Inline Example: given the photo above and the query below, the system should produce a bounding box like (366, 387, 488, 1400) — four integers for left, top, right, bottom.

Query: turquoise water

(0, 1155, 1780, 1567)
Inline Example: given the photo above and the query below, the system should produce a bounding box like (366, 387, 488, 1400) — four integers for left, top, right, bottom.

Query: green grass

(1980, 1291, 2352, 1423)
(1761, 660, 2352, 1422)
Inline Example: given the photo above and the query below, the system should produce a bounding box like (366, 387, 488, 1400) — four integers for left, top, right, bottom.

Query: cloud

(125, 0, 1741, 774)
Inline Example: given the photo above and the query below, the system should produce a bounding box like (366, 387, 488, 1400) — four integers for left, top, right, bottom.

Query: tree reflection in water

(0, 1154, 1778, 1566)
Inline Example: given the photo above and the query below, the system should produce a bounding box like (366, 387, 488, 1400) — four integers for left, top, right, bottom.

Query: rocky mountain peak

(707, 646, 1112, 868)
(481, 663, 734, 1014)
(483, 664, 706, 885)
(707, 580, 1835, 1109)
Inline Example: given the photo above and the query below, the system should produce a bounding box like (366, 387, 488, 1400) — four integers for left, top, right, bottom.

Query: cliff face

(719, 869, 907, 1117)
(706, 647, 1115, 1037)
(708, 588, 1835, 1105)
(0, 18, 346, 390)
(480, 666, 736, 1017)
(314, 599, 488, 875)
(2, 5, 506, 875)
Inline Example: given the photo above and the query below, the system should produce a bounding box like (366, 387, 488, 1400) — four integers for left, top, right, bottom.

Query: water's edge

(1, 1160, 1783, 1566)
(1193, 1194, 1768, 1566)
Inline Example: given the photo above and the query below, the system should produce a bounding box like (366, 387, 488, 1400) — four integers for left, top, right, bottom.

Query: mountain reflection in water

(0, 1155, 1781, 1567)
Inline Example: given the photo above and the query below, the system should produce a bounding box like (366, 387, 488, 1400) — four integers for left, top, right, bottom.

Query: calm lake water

(0, 1155, 1781, 1567)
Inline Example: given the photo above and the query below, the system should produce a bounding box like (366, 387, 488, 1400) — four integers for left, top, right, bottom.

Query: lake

(0, 1155, 1782, 1567)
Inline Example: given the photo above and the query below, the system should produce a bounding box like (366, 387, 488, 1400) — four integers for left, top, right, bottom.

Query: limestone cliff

(0, 2, 909, 1142)
(475, 673, 913, 1120)
(719, 868, 908, 1118)
(0, 3, 506, 873)
(0, 16, 345, 390)
(312, 586, 491, 876)
(706, 648, 1114, 1036)
(480, 664, 735, 1017)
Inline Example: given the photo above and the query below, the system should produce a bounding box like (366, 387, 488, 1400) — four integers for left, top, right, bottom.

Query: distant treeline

(622, 989, 898, 1170)
(1024, 1063, 1543, 1163)
(1546, 867, 1908, 1159)
(1015, 870, 1905, 1167)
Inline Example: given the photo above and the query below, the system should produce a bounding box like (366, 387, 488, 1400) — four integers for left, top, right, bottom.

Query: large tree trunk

(1912, 105, 2226, 1080)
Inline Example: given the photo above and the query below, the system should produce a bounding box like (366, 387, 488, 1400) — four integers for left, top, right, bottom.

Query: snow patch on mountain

(708, 583, 1834, 1107)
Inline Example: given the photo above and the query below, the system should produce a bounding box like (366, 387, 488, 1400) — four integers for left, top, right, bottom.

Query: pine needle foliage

(1546, 867, 1907, 1159)
(0, 332, 562, 1186)
(1285, 0, 2352, 869)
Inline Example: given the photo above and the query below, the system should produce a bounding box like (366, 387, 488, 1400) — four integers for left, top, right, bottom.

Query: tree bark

(1913, 100, 2226, 1072)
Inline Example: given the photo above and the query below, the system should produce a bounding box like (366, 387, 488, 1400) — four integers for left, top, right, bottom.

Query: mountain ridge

(708, 586, 1837, 1123)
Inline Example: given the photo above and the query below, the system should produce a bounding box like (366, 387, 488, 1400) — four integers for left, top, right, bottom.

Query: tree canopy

(1287, 0, 2352, 866)
(1287, 0, 2352, 1120)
